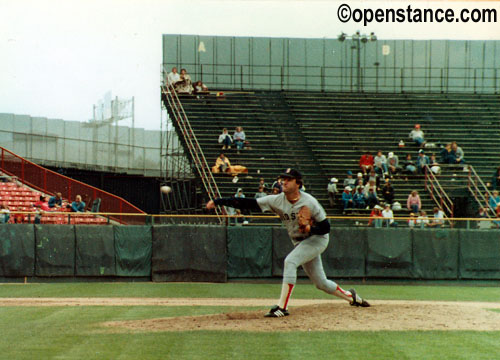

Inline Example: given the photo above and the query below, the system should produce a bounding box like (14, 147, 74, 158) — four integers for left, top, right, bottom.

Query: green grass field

(1, 282, 499, 360)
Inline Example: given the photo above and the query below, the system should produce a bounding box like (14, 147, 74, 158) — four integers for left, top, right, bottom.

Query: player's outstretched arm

(207, 197, 261, 212)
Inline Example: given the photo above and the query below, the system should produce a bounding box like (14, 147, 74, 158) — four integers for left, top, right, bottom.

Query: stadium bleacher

(170, 90, 500, 218)
(0, 179, 108, 225)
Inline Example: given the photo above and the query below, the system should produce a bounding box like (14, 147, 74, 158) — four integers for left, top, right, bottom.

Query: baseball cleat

(349, 288, 371, 307)
(264, 305, 290, 318)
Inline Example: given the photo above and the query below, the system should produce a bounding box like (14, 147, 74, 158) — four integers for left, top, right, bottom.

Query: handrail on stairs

(161, 83, 223, 222)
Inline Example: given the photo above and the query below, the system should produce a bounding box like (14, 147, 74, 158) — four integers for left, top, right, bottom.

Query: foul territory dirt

(2, 298, 499, 332)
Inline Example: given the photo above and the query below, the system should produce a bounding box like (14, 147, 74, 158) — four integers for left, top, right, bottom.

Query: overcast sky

(1, 0, 499, 130)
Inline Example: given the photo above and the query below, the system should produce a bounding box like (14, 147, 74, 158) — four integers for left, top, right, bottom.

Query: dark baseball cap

(280, 168, 302, 180)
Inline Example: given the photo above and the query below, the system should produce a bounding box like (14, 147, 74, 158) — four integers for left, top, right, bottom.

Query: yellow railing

(5, 211, 498, 229)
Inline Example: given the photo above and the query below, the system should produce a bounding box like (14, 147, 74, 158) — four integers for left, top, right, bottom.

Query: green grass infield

(0, 282, 499, 359)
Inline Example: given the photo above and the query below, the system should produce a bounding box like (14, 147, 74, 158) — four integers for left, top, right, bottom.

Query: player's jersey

(257, 192, 327, 240)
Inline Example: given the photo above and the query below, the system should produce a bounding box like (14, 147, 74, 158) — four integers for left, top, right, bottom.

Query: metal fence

(162, 63, 499, 94)
(0, 147, 146, 223)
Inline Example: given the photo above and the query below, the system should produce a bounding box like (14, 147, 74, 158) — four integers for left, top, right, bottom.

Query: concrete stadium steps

(175, 92, 328, 214)
(283, 91, 500, 215)
(169, 90, 500, 217)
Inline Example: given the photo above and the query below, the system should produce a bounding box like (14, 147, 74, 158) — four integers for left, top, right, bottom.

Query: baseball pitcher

(207, 168, 370, 317)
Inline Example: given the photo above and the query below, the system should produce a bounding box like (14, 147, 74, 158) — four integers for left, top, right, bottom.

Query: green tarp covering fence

(1, 225, 500, 281)
(366, 229, 413, 278)
(0, 224, 35, 276)
(227, 226, 272, 278)
(324, 228, 366, 278)
(114, 226, 152, 277)
(459, 230, 500, 279)
(35, 225, 75, 277)
(75, 226, 115, 276)
(412, 229, 459, 279)
(152, 225, 226, 282)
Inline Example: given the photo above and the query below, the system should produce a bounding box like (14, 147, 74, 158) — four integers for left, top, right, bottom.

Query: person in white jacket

(218, 128, 233, 150)
(381, 204, 394, 227)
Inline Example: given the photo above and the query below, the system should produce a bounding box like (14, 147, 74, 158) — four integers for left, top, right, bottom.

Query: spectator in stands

(352, 186, 367, 210)
(416, 210, 430, 228)
(387, 152, 400, 179)
(407, 190, 421, 214)
(235, 188, 244, 199)
(48, 192, 63, 209)
(214, 153, 231, 173)
(428, 207, 445, 227)
(33, 195, 52, 224)
(374, 150, 389, 177)
(327, 177, 338, 208)
(233, 126, 246, 153)
(363, 180, 378, 198)
(258, 178, 270, 193)
(402, 153, 417, 179)
(429, 153, 441, 175)
(193, 80, 209, 94)
(416, 149, 430, 174)
(409, 124, 425, 147)
(272, 177, 283, 193)
(271, 187, 280, 195)
(355, 172, 364, 184)
(382, 204, 395, 227)
(368, 205, 383, 228)
(407, 212, 417, 228)
(218, 128, 233, 150)
(70, 195, 86, 212)
(365, 187, 379, 209)
(359, 151, 374, 176)
(493, 205, 500, 229)
(487, 166, 500, 190)
(354, 178, 365, 193)
(440, 143, 456, 164)
(0, 204, 10, 224)
(489, 190, 500, 213)
(477, 207, 489, 229)
(381, 179, 395, 205)
(255, 186, 267, 199)
(342, 186, 353, 214)
(34, 195, 51, 211)
(367, 169, 381, 191)
(167, 67, 180, 87)
(175, 68, 193, 94)
(478, 207, 488, 219)
(451, 141, 465, 164)
(343, 171, 356, 188)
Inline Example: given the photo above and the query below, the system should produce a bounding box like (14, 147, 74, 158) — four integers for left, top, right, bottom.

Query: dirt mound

(103, 301, 500, 332)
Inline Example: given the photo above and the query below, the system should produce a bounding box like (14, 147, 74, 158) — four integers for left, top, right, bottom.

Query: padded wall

(114, 226, 152, 277)
(35, 225, 75, 276)
(323, 228, 366, 277)
(413, 229, 459, 279)
(366, 229, 413, 278)
(227, 226, 272, 278)
(152, 225, 227, 282)
(0, 224, 35, 276)
(75, 226, 115, 276)
(460, 230, 500, 279)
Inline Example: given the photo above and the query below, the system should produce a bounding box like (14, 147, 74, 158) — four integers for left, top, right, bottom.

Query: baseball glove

(297, 206, 314, 233)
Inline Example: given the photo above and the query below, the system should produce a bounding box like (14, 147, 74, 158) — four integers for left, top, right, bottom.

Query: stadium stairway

(169, 91, 500, 219)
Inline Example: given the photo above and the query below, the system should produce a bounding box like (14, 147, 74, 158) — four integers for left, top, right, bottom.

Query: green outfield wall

(0, 225, 499, 281)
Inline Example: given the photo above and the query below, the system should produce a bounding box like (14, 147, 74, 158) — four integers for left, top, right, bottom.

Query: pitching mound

(103, 300, 500, 332)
